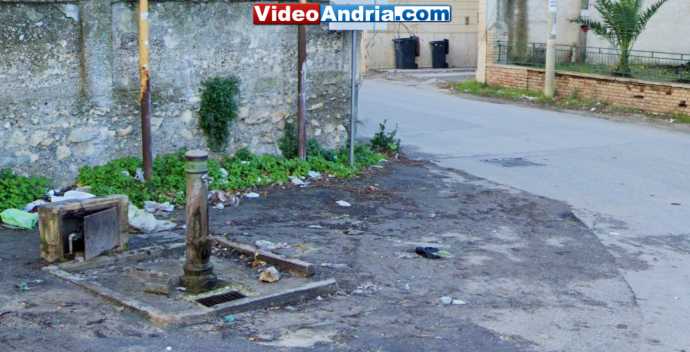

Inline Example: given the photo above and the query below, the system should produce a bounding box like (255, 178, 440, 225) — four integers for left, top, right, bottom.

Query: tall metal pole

(349, 30, 359, 167)
(544, 1, 557, 98)
(297, 0, 308, 160)
(181, 150, 216, 294)
(138, 0, 153, 180)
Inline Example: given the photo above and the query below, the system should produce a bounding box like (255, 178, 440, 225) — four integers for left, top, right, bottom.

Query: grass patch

(78, 145, 385, 207)
(555, 63, 690, 84)
(0, 169, 50, 212)
(670, 112, 690, 124)
(455, 80, 690, 122)
(455, 80, 552, 103)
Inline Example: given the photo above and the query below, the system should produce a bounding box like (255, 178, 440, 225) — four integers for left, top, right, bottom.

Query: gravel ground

(0, 159, 634, 351)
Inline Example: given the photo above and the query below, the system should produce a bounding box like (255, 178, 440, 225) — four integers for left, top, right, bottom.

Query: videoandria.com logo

(252, 3, 452, 25)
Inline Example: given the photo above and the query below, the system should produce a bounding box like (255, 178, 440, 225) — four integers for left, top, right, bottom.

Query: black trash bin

(430, 39, 449, 68)
(393, 36, 419, 69)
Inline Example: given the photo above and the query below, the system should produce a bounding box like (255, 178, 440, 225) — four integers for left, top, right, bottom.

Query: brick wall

(486, 64, 690, 115)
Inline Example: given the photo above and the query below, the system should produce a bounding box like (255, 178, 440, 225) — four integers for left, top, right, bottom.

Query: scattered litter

(1, 209, 39, 230)
(440, 296, 466, 305)
(415, 246, 451, 259)
(135, 168, 145, 182)
(219, 167, 229, 179)
(289, 176, 308, 187)
(307, 224, 323, 229)
(23, 199, 47, 212)
(343, 229, 364, 236)
(208, 190, 240, 208)
(50, 190, 95, 203)
(521, 95, 537, 102)
(245, 192, 260, 199)
(352, 282, 379, 295)
(336, 200, 351, 207)
(255, 240, 289, 251)
(15, 279, 43, 292)
(259, 266, 281, 283)
(316, 296, 323, 301)
(223, 314, 236, 324)
(307, 171, 321, 180)
(128, 204, 176, 234)
(143, 201, 174, 214)
(365, 185, 379, 193)
(320, 263, 349, 269)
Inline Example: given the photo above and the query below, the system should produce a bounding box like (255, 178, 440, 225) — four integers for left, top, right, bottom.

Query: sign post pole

(544, 0, 557, 98)
(349, 30, 359, 167)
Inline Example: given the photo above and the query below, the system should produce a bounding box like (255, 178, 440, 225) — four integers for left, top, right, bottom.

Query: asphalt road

(359, 78, 690, 352)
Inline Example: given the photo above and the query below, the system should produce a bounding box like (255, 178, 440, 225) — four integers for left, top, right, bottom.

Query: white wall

(586, 0, 690, 54)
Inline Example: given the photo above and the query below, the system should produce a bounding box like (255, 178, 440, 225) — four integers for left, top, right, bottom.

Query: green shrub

(278, 121, 299, 159)
(370, 120, 401, 155)
(0, 169, 50, 212)
(199, 77, 239, 152)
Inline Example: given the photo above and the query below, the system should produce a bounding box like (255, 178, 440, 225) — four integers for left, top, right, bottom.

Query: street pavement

(359, 78, 690, 352)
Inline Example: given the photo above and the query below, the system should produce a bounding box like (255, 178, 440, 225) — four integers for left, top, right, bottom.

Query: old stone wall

(487, 64, 690, 116)
(0, 0, 353, 185)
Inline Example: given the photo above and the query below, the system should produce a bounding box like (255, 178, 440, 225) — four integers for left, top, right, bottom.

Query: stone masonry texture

(0, 0, 354, 186)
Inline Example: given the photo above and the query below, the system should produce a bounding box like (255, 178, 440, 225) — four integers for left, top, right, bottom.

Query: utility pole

(475, 0, 487, 83)
(349, 30, 358, 167)
(138, 0, 153, 180)
(297, 0, 308, 160)
(544, 0, 557, 98)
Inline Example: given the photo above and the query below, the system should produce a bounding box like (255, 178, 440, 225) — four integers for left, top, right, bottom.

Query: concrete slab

(44, 242, 336, 327)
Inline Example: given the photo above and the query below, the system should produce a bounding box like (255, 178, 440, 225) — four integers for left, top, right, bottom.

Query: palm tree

(574, 0, 668, 76)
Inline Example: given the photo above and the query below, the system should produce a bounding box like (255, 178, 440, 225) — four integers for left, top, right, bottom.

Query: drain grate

(196, 291, 246, 307)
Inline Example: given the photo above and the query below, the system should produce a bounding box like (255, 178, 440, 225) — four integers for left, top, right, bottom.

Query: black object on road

(393, 36, 419, 69)
(415, 246, 443, 259)
(430, 39, 449, 68)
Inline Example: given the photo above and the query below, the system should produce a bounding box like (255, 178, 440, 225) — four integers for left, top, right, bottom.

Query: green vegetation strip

(454, 80, 690, 123)
(0, 169, 49, 213)
(78, 146, 385, 207)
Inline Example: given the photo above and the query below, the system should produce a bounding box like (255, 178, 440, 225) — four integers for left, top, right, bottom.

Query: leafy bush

(370, 120, 401, 155)
(199, 77, 239, 152)
(278, 121, 300, 159)
(78, 146, 385, 207)
(0, 169, 50, 212)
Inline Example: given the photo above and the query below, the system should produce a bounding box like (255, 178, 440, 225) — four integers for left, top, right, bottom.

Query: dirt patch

(0, 159, 627, 351)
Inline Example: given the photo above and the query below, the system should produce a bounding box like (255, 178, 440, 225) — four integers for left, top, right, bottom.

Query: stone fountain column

(180, 150, 217, 293)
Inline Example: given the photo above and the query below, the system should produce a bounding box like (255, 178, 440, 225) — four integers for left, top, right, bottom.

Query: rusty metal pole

(297, 0, 308, 160)
(138, 0, 153, 180)
(181, 150, 217, 294)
